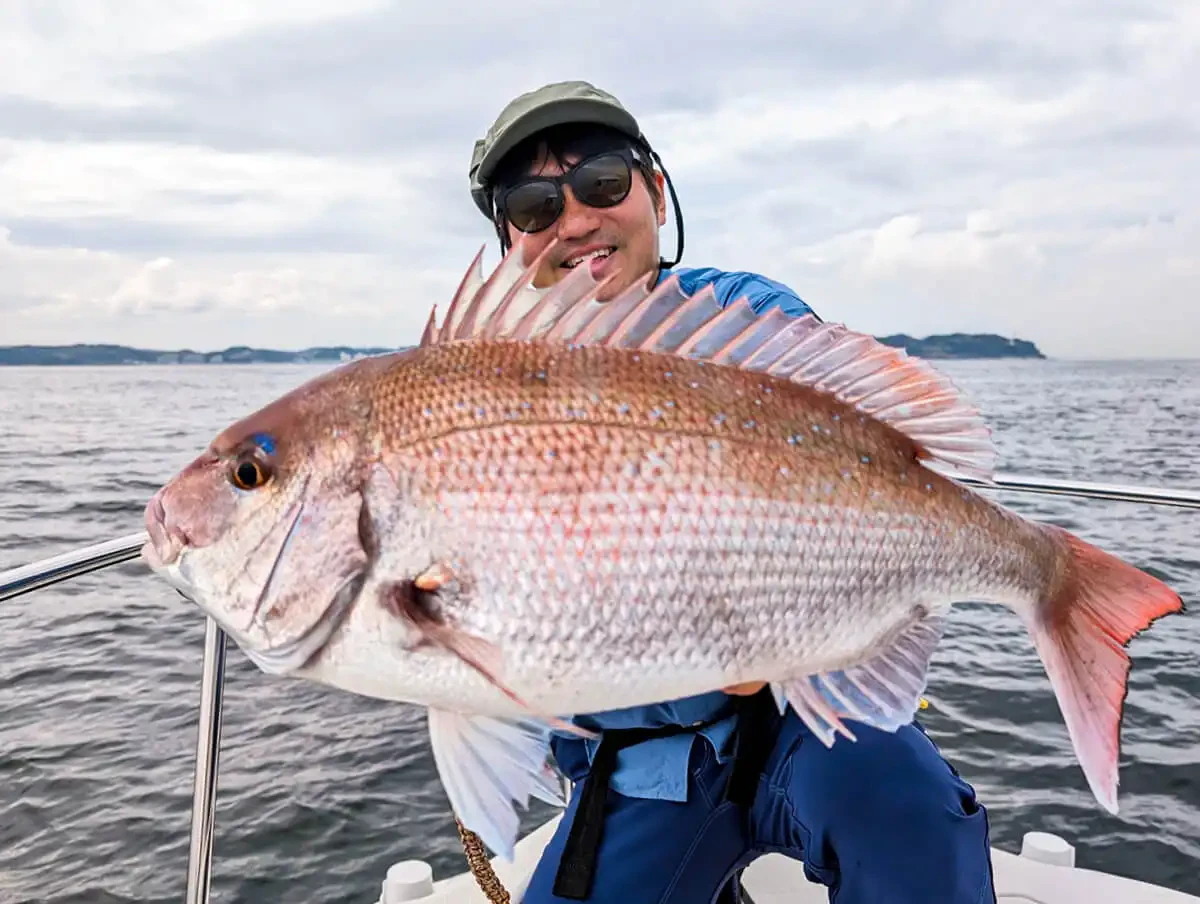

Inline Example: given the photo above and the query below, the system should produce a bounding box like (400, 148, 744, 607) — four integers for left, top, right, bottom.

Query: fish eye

(230, 456, 271, 491)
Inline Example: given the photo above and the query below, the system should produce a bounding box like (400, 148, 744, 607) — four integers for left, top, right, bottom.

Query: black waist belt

(551, 689, 778, 901)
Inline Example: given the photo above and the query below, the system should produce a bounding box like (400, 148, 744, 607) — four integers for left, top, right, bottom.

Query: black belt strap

(552, 689, 778, 901)
(722, 689, 777, 809)
(552, 720, 702, 900)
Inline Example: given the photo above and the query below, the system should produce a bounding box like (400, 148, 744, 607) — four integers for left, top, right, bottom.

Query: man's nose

(555, 187, 600, 240)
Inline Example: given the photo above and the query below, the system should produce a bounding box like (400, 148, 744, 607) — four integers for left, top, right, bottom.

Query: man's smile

(562, 246, 616, 270)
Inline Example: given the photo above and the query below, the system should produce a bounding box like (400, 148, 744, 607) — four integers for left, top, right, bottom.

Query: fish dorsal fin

(420, 242, 996, 480)
(420, 239, 619, 348)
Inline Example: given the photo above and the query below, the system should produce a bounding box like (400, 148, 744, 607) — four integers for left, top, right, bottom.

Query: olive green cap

(469, 79, 645, 219)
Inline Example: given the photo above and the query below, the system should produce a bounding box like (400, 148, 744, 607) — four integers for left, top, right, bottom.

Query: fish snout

(142, 488, 187, 568)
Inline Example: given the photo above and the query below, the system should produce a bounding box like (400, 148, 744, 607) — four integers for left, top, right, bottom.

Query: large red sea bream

(141, 241, 1184, 858)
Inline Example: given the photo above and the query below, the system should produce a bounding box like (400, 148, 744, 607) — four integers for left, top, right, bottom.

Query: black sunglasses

(495, 149, 638, 235)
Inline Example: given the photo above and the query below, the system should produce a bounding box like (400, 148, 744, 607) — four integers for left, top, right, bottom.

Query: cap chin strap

(649, 146, 685, 272)
(489, 140, 685, 277)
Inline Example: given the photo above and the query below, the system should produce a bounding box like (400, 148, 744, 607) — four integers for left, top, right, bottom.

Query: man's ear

(654, 170, 667, 226)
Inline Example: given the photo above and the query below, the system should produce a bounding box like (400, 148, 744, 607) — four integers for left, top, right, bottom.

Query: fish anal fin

(774, 613, 946, 748)
(427, 709, 566, 860)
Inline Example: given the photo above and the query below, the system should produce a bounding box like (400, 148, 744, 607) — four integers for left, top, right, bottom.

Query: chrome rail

(0, 531, 147, 602)
(0, 469, 1196, 904)
(956, 472, 1200, 510)
(186, 618, 227, 904)
(0, 531, 229, 904)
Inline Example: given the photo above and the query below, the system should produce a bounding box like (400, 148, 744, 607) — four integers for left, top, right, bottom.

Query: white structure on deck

(377, 816, 1200, 904)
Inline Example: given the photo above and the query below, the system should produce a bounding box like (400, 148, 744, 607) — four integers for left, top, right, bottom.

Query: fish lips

(143, 491, 185, 570)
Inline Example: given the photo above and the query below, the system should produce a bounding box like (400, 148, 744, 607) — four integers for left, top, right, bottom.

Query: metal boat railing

(1, 471, 1198, 904)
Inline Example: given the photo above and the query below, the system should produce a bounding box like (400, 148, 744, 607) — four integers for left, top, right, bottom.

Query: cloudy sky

(2, 1, 1196, 359)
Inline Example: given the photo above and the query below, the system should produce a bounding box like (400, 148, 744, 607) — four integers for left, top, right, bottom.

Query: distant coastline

(0, 333, 1045, 365)
(0, 344, 400, 366)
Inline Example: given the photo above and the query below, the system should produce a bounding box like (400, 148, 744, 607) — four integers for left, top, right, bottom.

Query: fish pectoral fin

(427, 708, 566, 860)
(774, 613, 946, 747)
(384, 578, 595, 742)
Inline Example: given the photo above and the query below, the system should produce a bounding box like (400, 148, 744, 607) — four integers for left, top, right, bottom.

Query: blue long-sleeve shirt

(552, 264, 818, 801)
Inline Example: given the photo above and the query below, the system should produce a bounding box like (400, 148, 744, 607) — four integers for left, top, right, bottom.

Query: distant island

(0, 333, 1045, 366)
(875, 333, 1045, 360)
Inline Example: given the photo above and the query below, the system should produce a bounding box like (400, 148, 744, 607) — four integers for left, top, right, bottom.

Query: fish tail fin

(1028, 526, 1183, 814)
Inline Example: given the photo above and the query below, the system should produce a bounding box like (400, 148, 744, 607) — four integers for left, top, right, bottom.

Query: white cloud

(1, 0, 1197, 358)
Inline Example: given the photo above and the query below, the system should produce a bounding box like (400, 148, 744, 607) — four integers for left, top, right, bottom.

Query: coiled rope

(457, 819, 511, 904)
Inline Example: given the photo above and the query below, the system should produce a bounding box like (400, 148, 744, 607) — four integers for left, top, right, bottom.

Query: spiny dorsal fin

(421, 238, 616, 348)
(420, 241, 996, 480)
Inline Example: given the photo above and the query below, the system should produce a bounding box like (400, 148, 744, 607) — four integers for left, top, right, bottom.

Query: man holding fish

(462, 80, 1000, 904)
(140, 80, 1182, 904)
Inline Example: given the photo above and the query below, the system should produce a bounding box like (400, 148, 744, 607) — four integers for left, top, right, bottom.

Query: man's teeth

(564, 248, 613, 268)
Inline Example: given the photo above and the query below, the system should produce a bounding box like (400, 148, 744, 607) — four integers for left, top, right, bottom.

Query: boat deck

(376, 815, 1200, 903)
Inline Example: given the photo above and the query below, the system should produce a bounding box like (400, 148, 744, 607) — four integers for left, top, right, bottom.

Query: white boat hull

(373, 814, 1200, 904)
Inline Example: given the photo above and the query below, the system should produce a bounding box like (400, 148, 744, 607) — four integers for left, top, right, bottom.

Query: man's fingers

(721, 681, 767, 696)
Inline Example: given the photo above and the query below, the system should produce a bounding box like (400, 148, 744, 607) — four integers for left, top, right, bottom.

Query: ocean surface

(0, 359, 1197, 904)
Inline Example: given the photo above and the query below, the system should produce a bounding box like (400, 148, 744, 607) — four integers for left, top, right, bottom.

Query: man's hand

(721, 681, 767, 696)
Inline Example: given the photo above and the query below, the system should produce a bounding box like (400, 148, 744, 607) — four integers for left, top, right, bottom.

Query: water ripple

(1, 360, 1198, 902)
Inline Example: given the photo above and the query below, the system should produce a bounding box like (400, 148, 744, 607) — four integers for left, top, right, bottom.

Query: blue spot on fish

(252, 433, 276, 455)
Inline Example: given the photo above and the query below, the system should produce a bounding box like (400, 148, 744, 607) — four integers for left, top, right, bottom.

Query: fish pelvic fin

(421, 241, 997, 481)
(773, 613, 946, 747)
(1026, 526, 1183, 815)
(427, 709, 566, 861)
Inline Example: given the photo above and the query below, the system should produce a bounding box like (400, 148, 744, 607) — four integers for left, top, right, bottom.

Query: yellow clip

(919, 697, 929, 710)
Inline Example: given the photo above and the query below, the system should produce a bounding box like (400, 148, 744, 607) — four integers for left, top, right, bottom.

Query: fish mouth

(143, 490, 185, 570)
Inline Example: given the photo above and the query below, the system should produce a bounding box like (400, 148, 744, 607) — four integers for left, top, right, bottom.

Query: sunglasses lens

(503, 181, 563, 233)
(572, 154, 632, 208)
(499, 152, 635, 233)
